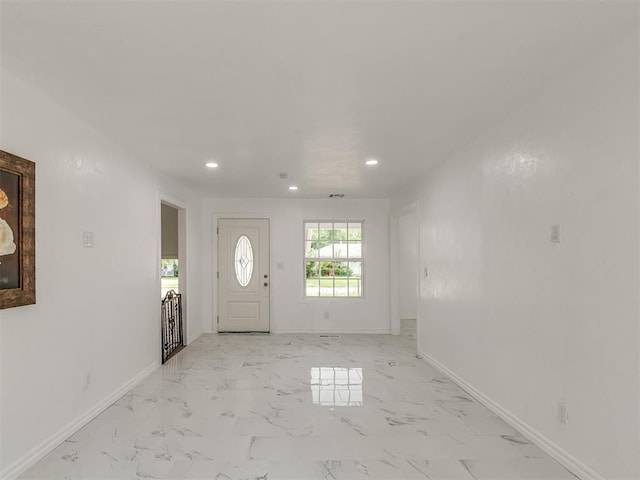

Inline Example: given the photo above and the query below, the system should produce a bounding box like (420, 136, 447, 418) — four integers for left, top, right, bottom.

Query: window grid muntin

(304, 220, 364, 298)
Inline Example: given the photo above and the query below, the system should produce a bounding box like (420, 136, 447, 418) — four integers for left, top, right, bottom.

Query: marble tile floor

(20, 322, 577, 480)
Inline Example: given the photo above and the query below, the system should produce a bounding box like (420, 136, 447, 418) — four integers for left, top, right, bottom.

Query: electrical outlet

(84, 372, 92, 390)
(558, 400, 569, 425)
(551, 224, 560, 244)
(323, 311, 330, 320)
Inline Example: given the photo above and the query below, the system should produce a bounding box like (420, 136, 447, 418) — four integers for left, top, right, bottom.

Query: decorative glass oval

(234, 235, 254, 287)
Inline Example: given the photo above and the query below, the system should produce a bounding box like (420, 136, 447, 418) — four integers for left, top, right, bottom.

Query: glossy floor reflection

(20, 320, 577, 479)
(310, 367, 363, 407)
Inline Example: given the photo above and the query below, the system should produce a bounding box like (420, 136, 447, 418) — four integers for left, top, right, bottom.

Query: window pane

(334, 242, 348, 258)
(334, 222, 347, 242)
(306, 260, 320, 277)
(347, 241, 362, 258)
(305, 261, 320, 297)
(319, 261, 335, 297)
(348, 262, 362, 297)
(305, 222, 319, 241)
(317, 222, 334, 257)
(305, 241, 318, 258)
(334, 261, 350, 297)
(348, 277, 362, 297)
(348, 223, 362, 241)
(319, 222, 333, 234)
(334, 281, 347, 296)
(317, 243, 333, 258)
(333, 222, 348, 258)
(319, 279, 334, 297)
(307, 281, 320, 297)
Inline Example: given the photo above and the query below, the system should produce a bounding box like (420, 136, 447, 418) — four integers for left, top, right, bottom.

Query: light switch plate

(83, 231, 94, 248)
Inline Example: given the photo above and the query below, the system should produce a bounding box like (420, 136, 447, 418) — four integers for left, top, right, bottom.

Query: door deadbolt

(264, 282, 269, 287)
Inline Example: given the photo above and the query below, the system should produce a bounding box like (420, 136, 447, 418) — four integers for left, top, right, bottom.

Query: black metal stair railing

(161, 290, 183, 363)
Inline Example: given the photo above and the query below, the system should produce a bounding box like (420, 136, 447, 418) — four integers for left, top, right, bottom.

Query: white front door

(218, 218, 270, 332)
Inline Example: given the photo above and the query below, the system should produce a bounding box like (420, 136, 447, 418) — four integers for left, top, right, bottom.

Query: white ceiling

(1, 1, 636, 198)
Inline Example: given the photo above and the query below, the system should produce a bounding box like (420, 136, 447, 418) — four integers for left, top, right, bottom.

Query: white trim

(302, 220, 366, 300)
(211, 213, 273, 333)
(210, 212, 273, 333)
(390, 202, 418, 336)
(389, 214, 400, 335)
(1, 361, 159, 480)
(158, 192, 187, 211)
(415, 201, 421, 347)
(273, 328, 390, 334)
(418, 350, 603, 480)
(215, 215, 272, 333)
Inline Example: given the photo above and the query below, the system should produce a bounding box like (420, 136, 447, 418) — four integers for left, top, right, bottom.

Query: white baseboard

(272, 328, 390, 334)
(418, 350, 603, 480)
(186, 330, 204, 344)
(1, 361, 159, 480)
(203, 329, 390, 335)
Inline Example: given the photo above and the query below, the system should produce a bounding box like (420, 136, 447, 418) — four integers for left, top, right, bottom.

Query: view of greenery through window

(305, 221, 363, 297)
(161, 259, 179, 298)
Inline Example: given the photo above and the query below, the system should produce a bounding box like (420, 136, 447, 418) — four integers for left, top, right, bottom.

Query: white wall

(392, 32, 640, 479)
(398, 212, 417, 319)
(0, 68, 203, 477)
(202, 198, 390, 334)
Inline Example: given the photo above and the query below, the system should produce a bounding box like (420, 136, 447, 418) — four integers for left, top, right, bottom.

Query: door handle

(264, 274, 269, 279)
(264, 282, 269, 287)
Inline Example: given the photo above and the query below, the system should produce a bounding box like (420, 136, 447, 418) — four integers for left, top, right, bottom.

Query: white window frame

(303, 220, 364, 298)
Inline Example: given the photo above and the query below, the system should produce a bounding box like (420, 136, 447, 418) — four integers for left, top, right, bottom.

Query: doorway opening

(161, 201, 185, 362)
(391, 203, 419, 350)
(398, 210, 418, 346)
(161, 203, 180, 298)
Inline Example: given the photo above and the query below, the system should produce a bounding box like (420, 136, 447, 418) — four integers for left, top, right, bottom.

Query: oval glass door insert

(235, 235, 254, 287)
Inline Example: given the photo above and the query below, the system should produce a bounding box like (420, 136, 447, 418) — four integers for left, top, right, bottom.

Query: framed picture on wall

(0, 150, 35, 309)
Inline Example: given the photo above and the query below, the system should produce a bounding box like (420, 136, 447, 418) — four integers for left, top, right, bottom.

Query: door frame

(389, 202, 419, 339)
(212, 213, 272, 333)
(158, 192, 189, 350)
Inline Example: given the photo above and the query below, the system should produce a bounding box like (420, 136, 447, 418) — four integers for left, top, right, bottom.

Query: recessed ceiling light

(289, 185, 299, 191)
(205, 161, 219, 168)
(365, 159, 379, 166)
